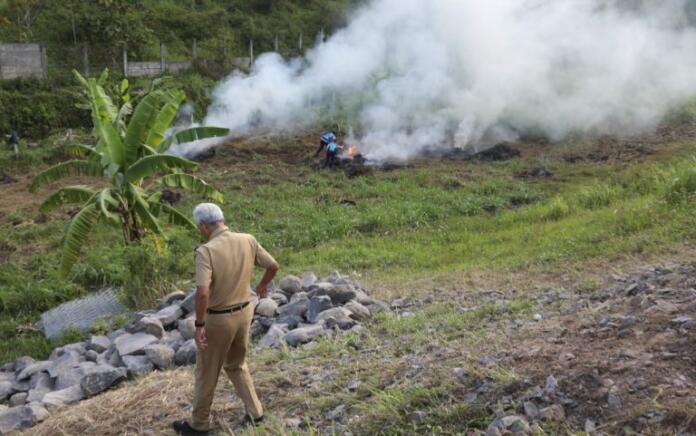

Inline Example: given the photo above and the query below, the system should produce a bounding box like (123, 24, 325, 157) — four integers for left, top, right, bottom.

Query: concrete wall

(0, 43, 45, 79)
(126, 60, 192, 77)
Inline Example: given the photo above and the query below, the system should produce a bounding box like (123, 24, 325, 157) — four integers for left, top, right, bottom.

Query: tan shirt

(195, 226, 277, 310)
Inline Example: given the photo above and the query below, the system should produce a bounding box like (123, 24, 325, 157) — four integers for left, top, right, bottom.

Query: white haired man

(173, 203, 279, 435)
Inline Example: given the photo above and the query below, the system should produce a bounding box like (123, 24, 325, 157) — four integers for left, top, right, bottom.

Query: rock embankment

(0, 271, 384, 435)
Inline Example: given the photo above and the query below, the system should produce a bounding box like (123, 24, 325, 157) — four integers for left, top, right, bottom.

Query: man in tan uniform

(173, 203, 279, 436)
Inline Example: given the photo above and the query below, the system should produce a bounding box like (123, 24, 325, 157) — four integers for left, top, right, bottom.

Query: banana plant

(31, 69, 230, 276)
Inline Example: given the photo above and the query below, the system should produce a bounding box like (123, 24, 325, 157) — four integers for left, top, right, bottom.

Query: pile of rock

(0, 271, 383, 434)
(251, 271, 388, 348)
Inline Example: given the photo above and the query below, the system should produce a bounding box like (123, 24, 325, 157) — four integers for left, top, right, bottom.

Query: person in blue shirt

(324, 140, 342, 168)
(315, 130, 337, 157)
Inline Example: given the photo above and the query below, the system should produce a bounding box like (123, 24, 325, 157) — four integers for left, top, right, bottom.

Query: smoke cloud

(203, 0, 696, 161)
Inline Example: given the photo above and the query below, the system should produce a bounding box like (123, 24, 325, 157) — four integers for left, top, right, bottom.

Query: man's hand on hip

(195, 327, 207, 350)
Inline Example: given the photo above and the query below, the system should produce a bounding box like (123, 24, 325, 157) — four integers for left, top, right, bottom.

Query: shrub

(543, 196, 571, 221)
(665, 166, 696, 204)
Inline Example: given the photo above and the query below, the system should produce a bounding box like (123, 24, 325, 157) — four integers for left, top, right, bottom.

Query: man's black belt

(206, 302, 249, 314)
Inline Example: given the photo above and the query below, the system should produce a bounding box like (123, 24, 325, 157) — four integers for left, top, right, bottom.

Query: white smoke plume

(203, 0, 696, 161)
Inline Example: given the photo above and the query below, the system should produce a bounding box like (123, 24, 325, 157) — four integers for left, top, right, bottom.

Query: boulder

(0, 381, 13, 401)
(154, 305, 183, 327)
(121, 355, 154, 378)
(285, 325, 326, 347)
(344, 301, 371, 321)
(29, 372, 52, 391)
(9, 392, 27, 407)
(0, 404, 49, 434)
(10, 377, 30, 393)
(26, 387, 51, 403)
(316, 307, 356, 329)
(80, 365, 127, 397)
(307, 295, 334, 323)
(179, 290, 196, 314)
(41, 385, 85, 411)
(107, 328, 127, 341)
(113, 333, 159, 356)
(17, 361, 52, 381)
(177, 318, 196, 341)
(276, 314, 303, 330)
(85, 350, 99, 362)
(279, 275, 302, 294)
(157, 291, 187, 310)
(13, 357, 35, 374)
(277, 295, 309, 319)
(250, 318, 270, 338)
(53, 361, 97, 390)
(327, 284, 357, 305)
(144, 344, 175, 369)
(47, 352, 84, 378)
(174, 340, 197, 366)
(86, 335, 111, 353)
(126, 316, 165, 339)
(300, 272, 318, 289)
(270, 292, 288, 306)
(258, 324, 288, 349)
(108, 349, 125, 368)
(49, 343, 85, 361)
(255, 298, 278, 318)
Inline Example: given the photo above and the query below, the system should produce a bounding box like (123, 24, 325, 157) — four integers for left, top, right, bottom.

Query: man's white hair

(193, 203, 225, 225)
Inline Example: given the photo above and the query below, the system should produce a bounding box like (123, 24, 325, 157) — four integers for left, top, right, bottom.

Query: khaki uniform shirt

(195, 226, 277, 311)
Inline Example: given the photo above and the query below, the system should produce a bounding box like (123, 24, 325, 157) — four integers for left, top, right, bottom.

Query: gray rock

(523, 401, 539, 420)
(277, 295, 309, 318)
(290, 291, 308, 303)
(41, 385, 85, 411)
(255, 298, 278, 318)
(13, 357, 35, 374)
(276, 314, 303, 330)
(324, 271, 343, 284)
(29, 372, 52, 391)
(316, 307, 356, 329)
(108, 349, 125, 368)
(11, 377, 30, 393)
(26, 387, 51, 403)
(47, 352, 83, 378)
(157, 290, 187, 310)
(85, 350, 99, 362)
(107, 328, 127, 341)
(177, 318, 196, 341)
(54, 361, 97, 390)
(300, 272, 317, 289)
(80, 365, 127, 397)
(672, 316, 694, 329)
(49, 343, 85, 360)
(86, 335, 111, 353)
(486, 415, 530, 435)
(250, 318, 271, 338)
(307, 295, 333, 323)
(344, 300, 371, 321)
(325, 404, 346, 421)
(544, 375, 559, 395)
(154, 305, 183, 327)
(538, 404, 564, 421)
(258, 324, 288, 349)
(174, 339, 197, 366)
(179, 290, 196, 314)
(279, 275, 302, 294)
(607, 392, 623, 407)
(327, 284, 357, 305)
(144, 344, 175, 369)
(17, 361, 52, 381)
(121, 355, 154, 378)
(114, 333, 159, 356)
(347, 379, 360, 392)
(365, 300, 390, 314)
(270, 292, 288, 306)
(391, 298, 409, 309)
(0, 404, 49, 434)
(285, 325, 326, 347)
(126, 316, 165, 339)
(9, 392, 27, 407)
(0, 381, 13, 401)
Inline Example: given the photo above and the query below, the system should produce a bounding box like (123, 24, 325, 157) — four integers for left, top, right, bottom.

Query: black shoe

(241, 414, 265, 427)
(172, 420, 210, 436)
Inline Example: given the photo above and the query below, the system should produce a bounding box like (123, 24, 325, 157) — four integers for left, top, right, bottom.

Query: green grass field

(2, 131, 696, 365)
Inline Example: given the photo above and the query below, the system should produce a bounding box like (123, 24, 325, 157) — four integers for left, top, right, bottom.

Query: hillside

(2, 117, 696, 433)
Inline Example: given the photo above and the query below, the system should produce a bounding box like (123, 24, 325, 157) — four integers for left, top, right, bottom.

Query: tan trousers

(190, 304, 263, 431)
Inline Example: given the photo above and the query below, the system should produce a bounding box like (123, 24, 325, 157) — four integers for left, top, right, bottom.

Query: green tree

(30, 69, 229, 276)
